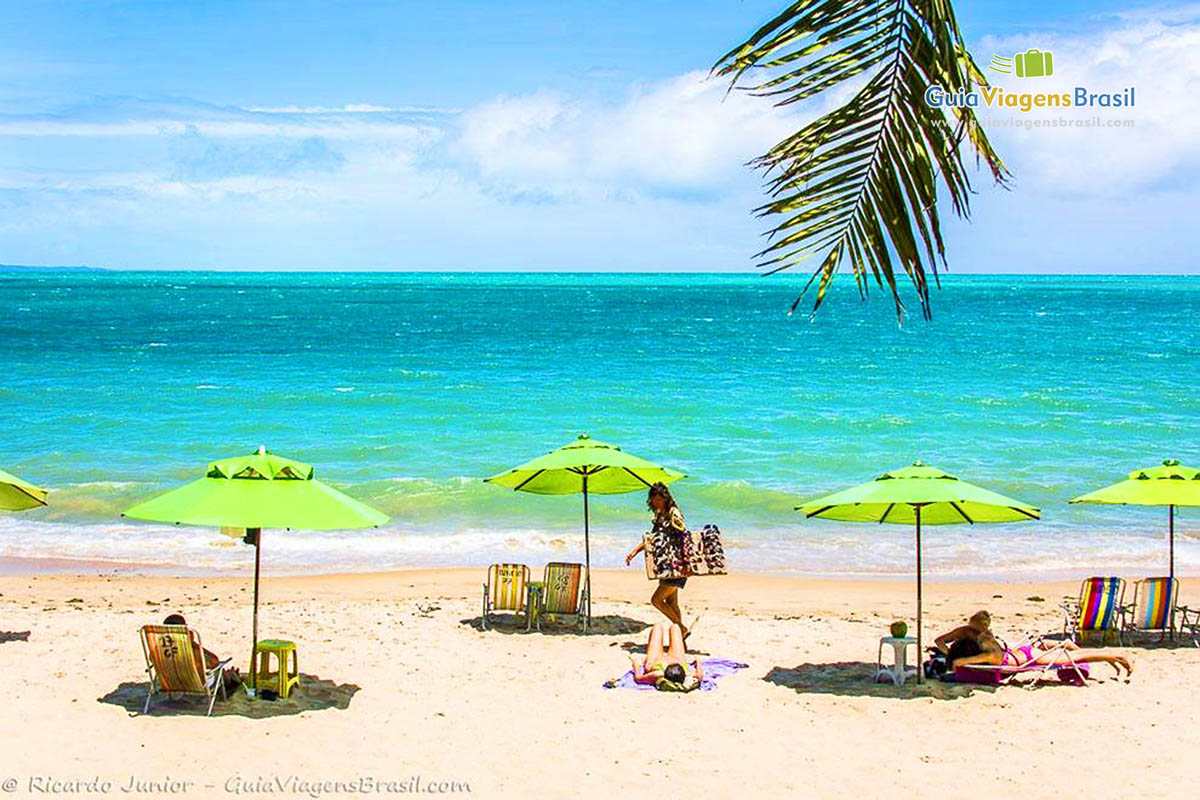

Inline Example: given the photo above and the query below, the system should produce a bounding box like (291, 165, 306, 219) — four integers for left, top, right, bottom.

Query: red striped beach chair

(537, 561, 588, 632)
(139, 624, 230, 716)
(481, 563, 530, 630)
(1124, 577, 1177, 640)
(1123, 577, 1200, 644)
(1062, 577, 1126, 646)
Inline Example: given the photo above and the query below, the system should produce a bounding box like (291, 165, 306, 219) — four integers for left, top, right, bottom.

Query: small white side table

(875, 636, 918, 685)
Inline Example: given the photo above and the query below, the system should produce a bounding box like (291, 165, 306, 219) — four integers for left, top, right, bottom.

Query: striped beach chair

(1124, 577, 1178, 640)
(1123, 577, 1200, 644)
(139, 624, 230, 716)
(1063, 577, 1126, 645)
(481, 563, 530, 630)
(537, 562, 588, 632)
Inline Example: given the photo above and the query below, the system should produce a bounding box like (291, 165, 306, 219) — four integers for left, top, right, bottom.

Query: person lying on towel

(935, 610, 1131, 677)
(631, 621, 704, 692)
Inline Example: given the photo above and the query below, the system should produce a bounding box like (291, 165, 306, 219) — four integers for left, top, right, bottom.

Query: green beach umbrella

(1070, 459, 1200, 593)
(0, 468, 47, 511)
(484, 434, 686, 621)
(124, 447, 387, 688)
(798, 462, 1040, 682)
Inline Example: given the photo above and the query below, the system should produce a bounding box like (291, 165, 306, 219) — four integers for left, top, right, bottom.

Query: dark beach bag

(644, 523, 729, 580)
(698, 524, 727, 574)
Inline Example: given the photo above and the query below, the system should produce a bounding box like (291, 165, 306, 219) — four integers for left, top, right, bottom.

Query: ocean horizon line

(1, 265, 1195, 278)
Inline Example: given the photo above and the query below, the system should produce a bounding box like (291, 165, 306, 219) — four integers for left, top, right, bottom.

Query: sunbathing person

(631, 621, 703, 692)
(934, 610, 998, 665)
(163, 614, 241, 689)
(937, 610, 1132, 677)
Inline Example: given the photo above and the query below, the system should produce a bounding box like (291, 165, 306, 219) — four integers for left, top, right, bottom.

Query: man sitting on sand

(163, 614, 241, 690)
(935, 610, 1132, 677)
(631, 621, 703, 692)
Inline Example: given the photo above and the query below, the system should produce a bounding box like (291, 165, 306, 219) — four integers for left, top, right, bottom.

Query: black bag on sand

(924, 638, 982, 680)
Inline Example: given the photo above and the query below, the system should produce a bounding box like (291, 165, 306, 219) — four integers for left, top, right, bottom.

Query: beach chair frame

(481, 563, 530, 630)
(537, 561, 589, 633)
(955, 636, 1089, 689)
(1176, 606, 1200, 647)
(139, 624, 231, 716)
(1062, 577, 1126, 646)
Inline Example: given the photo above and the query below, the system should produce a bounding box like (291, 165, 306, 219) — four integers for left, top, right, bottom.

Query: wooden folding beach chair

(481, 563, 530, 630)
(1062, 577, 1126, 645)
(1124, 577, 1200, 645)
(139, 624, 231, 716)
(537, 561, 588, 632)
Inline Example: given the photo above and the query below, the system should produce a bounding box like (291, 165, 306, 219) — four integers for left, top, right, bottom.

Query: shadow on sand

(0, 630, 31, 644)
(763, 662, 998, 700)
(98, 674, 360, 718)
(462, 613, 651, 637)
(1121, 635, 1199, 650)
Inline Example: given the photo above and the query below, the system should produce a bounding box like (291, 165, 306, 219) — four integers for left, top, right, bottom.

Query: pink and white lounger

(954, 660, 1090, 686)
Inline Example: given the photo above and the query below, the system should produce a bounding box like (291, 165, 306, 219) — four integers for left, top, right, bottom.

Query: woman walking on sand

(625, 482, 692, 637)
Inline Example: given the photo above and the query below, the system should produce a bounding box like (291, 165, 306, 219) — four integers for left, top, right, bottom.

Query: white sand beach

(2, 567, 1197, 798)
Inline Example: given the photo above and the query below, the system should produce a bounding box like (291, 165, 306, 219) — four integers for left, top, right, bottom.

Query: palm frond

(714, 0, 1010, 322)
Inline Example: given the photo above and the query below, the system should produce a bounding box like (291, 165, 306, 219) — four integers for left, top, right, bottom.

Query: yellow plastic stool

(252, 639, 299, 698)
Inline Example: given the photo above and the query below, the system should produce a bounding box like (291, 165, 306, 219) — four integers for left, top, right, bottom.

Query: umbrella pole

(1170, 505, 1176, 638)
(250, 527, 262, 691)
(583, 475, 592, 623)
(915, 506, 923, 685)
(1170, 504, 1176, 580)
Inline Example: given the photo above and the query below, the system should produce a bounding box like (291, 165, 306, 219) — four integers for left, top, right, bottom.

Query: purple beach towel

(603, 659, 748, 691)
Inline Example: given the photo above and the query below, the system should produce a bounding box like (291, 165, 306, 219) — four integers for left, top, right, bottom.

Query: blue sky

(0, 0, 1196, 272)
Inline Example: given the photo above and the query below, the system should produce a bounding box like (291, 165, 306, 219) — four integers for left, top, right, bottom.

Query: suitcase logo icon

(989, 48, 1054, 78)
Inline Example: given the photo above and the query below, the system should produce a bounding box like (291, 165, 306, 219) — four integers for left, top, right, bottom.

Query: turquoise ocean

(0, 270, 1196, 579)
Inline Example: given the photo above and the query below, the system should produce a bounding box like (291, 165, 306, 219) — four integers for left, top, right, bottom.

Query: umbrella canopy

(799, 462, 1040, 682)
(123, 447, 387, 689)
(484, 434, 685, 622)
(123, 449, 387, 530)
(1070, 459, 1200, 592)
(800, 463, 1041, 525)
(1070, 459, 1200, 507)
(485, 435, 685, 494)
(0, 468, 48, 512)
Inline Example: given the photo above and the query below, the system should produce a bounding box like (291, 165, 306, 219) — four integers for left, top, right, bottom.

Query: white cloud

(243, 103, 458, 115)
(978, 12, 1200, 193)
(455, 71, 807, 200)
(0, 117, 434, 141)
(0, 70, 811, 206)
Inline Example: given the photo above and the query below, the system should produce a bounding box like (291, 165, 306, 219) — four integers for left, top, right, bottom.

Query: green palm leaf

(714, 0, 1010, 321)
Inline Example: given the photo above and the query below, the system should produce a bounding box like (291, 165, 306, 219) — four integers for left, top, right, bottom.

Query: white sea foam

(1, 515, 1195, 579)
